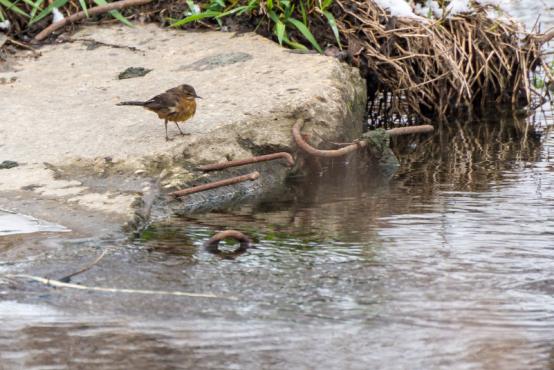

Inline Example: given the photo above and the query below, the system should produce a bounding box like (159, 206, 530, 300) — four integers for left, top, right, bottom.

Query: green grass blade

(322, 10, 341, 48)
(300, 1, 307, 25)
(0, 0, 30, 18)
(275, 20, 285, 45)
(29, 0, 66, 24)
(92, 0, 132, 26)
(171, 10, 220, 27)
(216, 5, 247, 18)
(20, 0, 37, 7)
(267, 9, 279, 24)
(29, 0, 44, 20)
(185, 0, 198, 14)
(321, 0, 333, 11)
(282, 34, 308, 51)
(78, 0, 88, 17)
(286, 17, 322, 53)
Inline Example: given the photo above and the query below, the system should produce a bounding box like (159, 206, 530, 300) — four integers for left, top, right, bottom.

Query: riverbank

(0, 23, 366, 236)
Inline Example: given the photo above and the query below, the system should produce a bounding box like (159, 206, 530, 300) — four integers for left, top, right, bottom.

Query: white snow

(0, 20, 10, 31)
(52, 7, 65, 23)
(447, 0, 472, 14)
(374, 0, 422, 19)
(414, 0, 442, 18)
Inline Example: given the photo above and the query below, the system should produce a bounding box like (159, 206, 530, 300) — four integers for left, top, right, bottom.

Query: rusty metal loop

(197, 152, 294, 172)
(204, 230, 252, 255)
(292, 119, 368, 157)
(292, 119, 434, 158)
(169, 171, 260, 198)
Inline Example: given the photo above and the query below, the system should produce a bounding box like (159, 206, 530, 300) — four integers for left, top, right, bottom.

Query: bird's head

(179, 84, 202, 99)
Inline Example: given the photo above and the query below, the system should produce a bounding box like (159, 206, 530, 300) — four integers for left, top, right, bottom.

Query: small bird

(117, 84, 201, 141)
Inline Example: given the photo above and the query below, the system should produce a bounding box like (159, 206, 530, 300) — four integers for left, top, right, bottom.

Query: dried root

(335, 1, 552, 126)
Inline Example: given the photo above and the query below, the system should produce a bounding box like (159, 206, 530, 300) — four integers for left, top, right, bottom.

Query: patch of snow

(374, 0, 422, 19)
(414, 0, 442, 18)
(52, 8, 65, 24)
(0, 20, 10, 31)
(447, 0, 472, 14)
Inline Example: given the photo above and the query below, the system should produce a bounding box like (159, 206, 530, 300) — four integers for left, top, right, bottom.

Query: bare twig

(34, 0, 153, 42)
(536, 29, 554, 44)
(197, 153, 294, 172)
(58, 249, 109, 282)
(6, 37, 41, 55)
(169, 171, 260, 198)
(6, 274, 234, 299)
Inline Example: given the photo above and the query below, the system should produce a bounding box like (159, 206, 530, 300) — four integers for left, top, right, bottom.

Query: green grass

(171, 0, 342, 53)
(0, 0, 130, 30)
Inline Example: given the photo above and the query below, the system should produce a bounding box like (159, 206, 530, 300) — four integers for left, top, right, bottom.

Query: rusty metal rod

(169, 171, 260, 198)
(386, 125, 434, 136)
(292, 119, 368, 157)
(293, 119, 434, 158)
(197, 152, 294, 172)
(204, 230, 252, 254)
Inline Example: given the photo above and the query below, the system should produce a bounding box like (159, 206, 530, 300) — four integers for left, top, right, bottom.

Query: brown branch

(168, 171, 260, 198)
(197, 152, 294, 172)
(536, 29, 554, 44)
(203, 230, 252, 254)
(34, 0, 154, 42)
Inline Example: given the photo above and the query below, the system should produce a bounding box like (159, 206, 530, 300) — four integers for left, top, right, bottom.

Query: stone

(0, 23, 366, 234)
(0, 160, 18, 169)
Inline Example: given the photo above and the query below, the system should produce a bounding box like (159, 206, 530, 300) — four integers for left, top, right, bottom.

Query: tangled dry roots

(335, 1, 551, 126)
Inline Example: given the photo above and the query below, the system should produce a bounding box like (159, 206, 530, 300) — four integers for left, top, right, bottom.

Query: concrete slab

(0, 24, 366, 234)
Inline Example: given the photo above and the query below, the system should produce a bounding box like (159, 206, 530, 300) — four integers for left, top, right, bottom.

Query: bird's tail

(116, 101, 146, 106)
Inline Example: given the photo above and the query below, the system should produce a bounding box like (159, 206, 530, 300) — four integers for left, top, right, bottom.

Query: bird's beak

(195, 94, 203, 99)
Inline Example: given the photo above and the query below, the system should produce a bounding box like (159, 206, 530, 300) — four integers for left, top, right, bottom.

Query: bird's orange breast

(166, 99, 196, 122)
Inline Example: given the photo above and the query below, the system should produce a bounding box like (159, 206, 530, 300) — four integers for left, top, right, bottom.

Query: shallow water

(2, 117, 552, 369)
(1, 2, 554, 369)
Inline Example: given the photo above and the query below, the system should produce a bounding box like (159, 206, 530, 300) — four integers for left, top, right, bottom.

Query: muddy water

(2, 4, 554, 370)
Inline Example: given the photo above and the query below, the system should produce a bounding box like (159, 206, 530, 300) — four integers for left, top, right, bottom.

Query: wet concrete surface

(0, 23, 365, 231)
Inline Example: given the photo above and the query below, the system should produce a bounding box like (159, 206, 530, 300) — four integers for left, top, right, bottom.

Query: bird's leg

(174, 122, 187, 135)
(164, 119, 172, 141)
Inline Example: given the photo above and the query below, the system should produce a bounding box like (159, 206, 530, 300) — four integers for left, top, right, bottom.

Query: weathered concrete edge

(122, 61, 367, 231)
(0, 60, 366, 236)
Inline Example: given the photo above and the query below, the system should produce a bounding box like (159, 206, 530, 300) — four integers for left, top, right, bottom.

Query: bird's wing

(142, 91, 180, 114)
